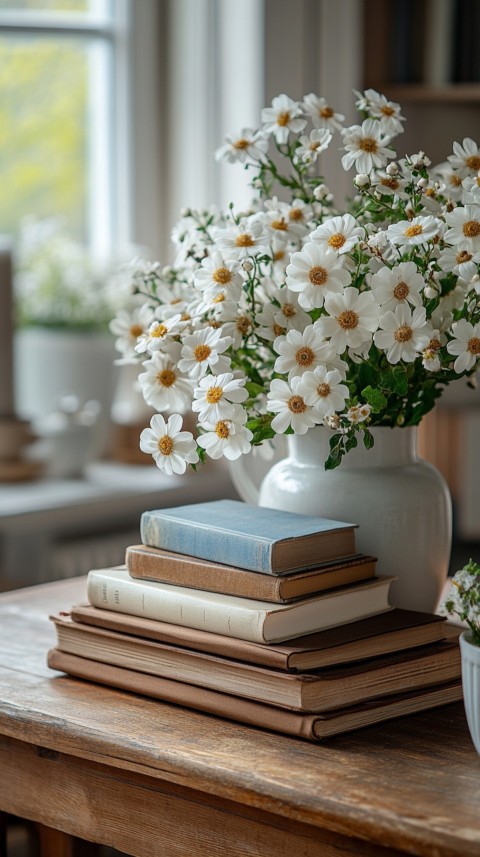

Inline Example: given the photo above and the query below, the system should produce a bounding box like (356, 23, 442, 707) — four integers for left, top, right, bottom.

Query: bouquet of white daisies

(110, 87, 480, 473)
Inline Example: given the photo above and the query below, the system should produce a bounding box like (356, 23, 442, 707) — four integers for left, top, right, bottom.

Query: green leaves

(361, 385, 387, 412)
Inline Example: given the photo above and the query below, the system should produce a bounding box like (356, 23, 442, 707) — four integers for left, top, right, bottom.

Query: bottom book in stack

(48, 598, 463, 742)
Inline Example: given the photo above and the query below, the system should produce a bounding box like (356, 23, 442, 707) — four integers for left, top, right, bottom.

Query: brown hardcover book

(50, 615, 461, 713)
(70, 603, 450, 671)
(47, 648, 463, 742)
(126, 545, 378, 603)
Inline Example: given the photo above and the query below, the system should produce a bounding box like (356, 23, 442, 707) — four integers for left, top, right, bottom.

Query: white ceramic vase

(230, 425, 452, 613)
(460, 631, 480, 756)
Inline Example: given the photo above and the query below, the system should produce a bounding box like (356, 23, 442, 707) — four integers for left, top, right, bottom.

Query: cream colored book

(86, 566, 394, 644)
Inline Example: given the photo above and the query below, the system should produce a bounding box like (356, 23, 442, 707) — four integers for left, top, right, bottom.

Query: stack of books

(48, 499, 462, 742)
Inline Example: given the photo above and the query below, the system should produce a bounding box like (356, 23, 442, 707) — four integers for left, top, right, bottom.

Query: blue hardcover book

(140, 500, 357, 575)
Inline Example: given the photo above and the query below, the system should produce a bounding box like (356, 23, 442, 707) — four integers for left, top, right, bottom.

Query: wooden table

(1, 578, 479, 857)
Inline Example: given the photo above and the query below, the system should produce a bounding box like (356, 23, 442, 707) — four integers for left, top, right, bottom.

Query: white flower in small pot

(440, 560, 480, 755)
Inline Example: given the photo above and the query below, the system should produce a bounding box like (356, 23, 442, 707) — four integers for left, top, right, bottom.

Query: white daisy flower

(370, 262, 424, 311)
(446, 319, 480, 373)
(432, 162, 464, 201)
(374, 304, 431, 364)
(462, 173, 480, 203)
(318, 287, 380, 353)
(135, 314, 185, 355)
(371, 169, 408, 201)
(297, 366, 349, 419)
(109, 303, 154, 360)
(257, 198, 307, 243)
(286, 199, 314, 230)
(193, 253, 244, 301)
(266, 376, 317, 435)
(192, 372, 248, 423)
(356, 89, 405, 136)
(215, 128, 268, 164)
(214, 217, 269, 260)
(386, 215, 441, 247)
(273, 289, 311, 333)
(422, 338, 442, 372)
(444, 205, 480, 252)
(448, 138, 480, 178)
(294, 128, 332, 165)
(309, 213, 363, 255)
(436, 247, 480, 282)
(261, 94, 306, 144)
(347, 403, 372, 424)
(220, 311, 255, 349)
(138, 347, 193, 413)
(273, 325, 334, 380)
(178, 327, 232, 380)
(341, 119, 395, 174)
(286, 243, 351, 310)
(197, 407, 253, 461)
(255, 303, 286, 342)
(301, 93, 345, 131)
(139, 413, 199, 475)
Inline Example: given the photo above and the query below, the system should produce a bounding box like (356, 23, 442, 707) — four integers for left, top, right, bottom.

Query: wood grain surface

(0, 577, 479, 857)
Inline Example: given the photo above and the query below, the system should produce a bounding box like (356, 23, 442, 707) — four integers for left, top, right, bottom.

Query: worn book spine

(140, 509, 276, 573)
(126, 546, 376, 603)
(86, 568, 393, 645)
(87, 569, 273, 643)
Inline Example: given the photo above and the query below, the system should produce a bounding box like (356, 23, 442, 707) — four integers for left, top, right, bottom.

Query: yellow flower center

(194, 344, 212, 362)
(277, 111, 291, 127)
(466, 155, 480, 171)
(317, 383, 331, 397)
(393, 281, 409, 300)
(170, 297, 182, 305)
(359, 137, 378, 153)
(449, 175, 462, 187)
(405, 224, 423, 238)
(456, 250, 473, 264)
(287, 395, 307, 414)
(337, 310, 359, 330)
(309, 265, 328, 286)
(319, 106, 333, 119)
(206, 386, 224, 404)
(150, 323, 168, 338)
(394, 324, 413, 343)
(289, 208, 304, 221)
(271, 218, 288, 231)
(381, 105, 395, 116)
(212, 294, 226, 303)
(236, 316, 252, 334)
(295, 346, 315, 367)
(215, 420, 231, 439)
(467, 337, 480, 355)
(129, 323, 144, 338)
(381, 177, 399, 190)
(233, 138, 249, 150)
(273, 323, 286, 336)
(328, 233, 346, 250)
(274, 249, 286, 261)
(213, 267, 232, 284)
(428, 337, 441, 352)
(463, 220, 480, 238)
(158, 436, 174, 456)
(282, 303, 296, 318)
(157, 369, 176, 387)
(235, 233, 254, 247)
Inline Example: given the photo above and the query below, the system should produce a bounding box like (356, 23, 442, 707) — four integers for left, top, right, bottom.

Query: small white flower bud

(242, 260, 254, 273)
(386, 162, 399, 176)
(354, 173, 370, 188)
(162, 266, 173, 277)
(417, 178, 427, 189)
(424, 286, 437, 299)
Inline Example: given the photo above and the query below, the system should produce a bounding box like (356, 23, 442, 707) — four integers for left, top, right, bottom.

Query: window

(0, 0, 130, 257)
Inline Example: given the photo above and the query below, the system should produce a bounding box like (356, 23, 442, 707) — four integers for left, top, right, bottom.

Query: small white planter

(459, 631, 480, 756)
